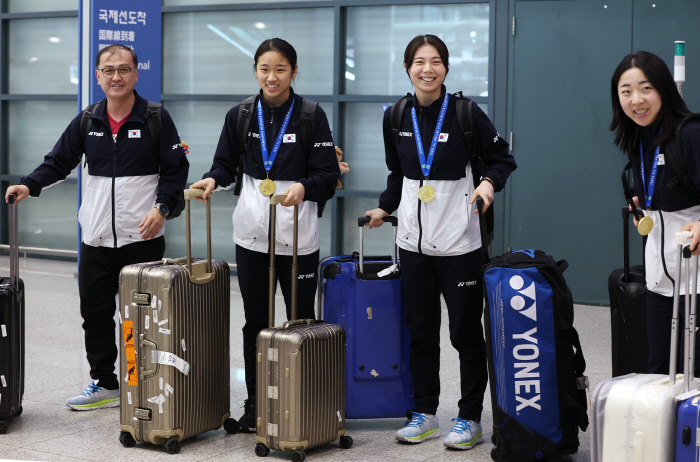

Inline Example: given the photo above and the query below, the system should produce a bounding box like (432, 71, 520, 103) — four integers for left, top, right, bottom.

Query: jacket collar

(411, 85, 448, 115)
(257, 87, 297, 117)
(92, 90, 148, 124)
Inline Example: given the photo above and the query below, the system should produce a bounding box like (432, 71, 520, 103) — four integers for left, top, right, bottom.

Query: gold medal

(259, 178, 276, 196)
(418, 184, 435, 203)
(638, 215, 654, 236)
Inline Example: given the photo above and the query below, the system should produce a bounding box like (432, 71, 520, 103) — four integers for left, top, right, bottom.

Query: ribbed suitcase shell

(675, 390, 700, 461)
(255, 322, 346, 452)
(119, 258, 230, 445)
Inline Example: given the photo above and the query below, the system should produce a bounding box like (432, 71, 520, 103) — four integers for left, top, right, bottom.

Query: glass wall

(0, 0, 492, 266)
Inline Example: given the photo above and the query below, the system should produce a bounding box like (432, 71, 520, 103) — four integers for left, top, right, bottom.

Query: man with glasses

(5, 44, 189, 410)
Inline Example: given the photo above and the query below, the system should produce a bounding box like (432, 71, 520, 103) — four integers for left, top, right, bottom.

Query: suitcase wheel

(14, 406, 22, 418)
(292, 450, 306, 462)
(224, 417, 240, 434)
(339, 435, 353, 449)
(0, 420, 7, 435)
(255, 443, 270, 457)
(164, 437, 181, 455)
(119, 431, 136, 448)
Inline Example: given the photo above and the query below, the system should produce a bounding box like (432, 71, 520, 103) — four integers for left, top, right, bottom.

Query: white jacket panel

(232, 173, 319, 256)
(396, 164, 481, 256)
(79, 173, 161, 247)
(645, 204, 700, 297)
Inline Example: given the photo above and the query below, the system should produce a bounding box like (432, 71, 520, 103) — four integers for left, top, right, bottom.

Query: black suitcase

(608, 206, 648, 377)
(0, 194, 24, 433)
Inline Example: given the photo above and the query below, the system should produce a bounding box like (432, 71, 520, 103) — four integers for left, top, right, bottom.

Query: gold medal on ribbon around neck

(418, 184, 435, 203)
(259, 178, 276, 196)
(638, 215, 654, 236)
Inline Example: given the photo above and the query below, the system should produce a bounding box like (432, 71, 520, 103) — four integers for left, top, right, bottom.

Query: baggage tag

(152, 310, 158, 324)
(145, 315, 150, 330)
(377, 264, 398, 278)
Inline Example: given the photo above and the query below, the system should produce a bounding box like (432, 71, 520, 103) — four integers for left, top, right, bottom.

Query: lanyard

(639, 137, 661, 209)
(257, 98, 295, 173)
(410, 93, 449, 178)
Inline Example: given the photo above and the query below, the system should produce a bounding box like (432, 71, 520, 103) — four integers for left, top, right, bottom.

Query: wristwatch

(154, 203, 169, 218)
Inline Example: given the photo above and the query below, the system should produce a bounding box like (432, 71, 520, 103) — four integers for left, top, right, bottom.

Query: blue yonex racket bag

(482, 249, 588, 462)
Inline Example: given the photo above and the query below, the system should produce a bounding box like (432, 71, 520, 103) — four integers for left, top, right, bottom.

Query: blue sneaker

(66, 381, 120, 411)
(443, 417, 483, 450)
(395, 412, 440, 443)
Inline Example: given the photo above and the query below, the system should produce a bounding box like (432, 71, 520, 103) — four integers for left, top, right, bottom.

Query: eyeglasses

(97, 67, 133, 77)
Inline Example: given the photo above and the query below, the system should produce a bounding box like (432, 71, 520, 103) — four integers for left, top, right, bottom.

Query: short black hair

(403, 35, 450, 78)
(96, 44, 138, 69)
(253, 38, 297, 72)
(610, 50, 692, 158)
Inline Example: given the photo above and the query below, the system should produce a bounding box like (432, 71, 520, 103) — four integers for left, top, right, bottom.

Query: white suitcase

(591, 231, 698, 462)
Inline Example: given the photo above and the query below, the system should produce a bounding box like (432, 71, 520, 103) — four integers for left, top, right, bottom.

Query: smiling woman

(610, 50, 700, 377)
(189, 38, 340, 433)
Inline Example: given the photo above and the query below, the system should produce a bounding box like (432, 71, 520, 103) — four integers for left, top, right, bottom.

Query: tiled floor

(0, 256, 611, 461)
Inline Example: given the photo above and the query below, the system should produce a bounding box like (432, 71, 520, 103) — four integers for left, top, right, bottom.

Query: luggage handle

(357, 216, 398, 275)
(139, 334, 159, 378)
(282, 319, 314, 329)
(621, 206, 646, 280)
(268, 194, 299, 328)
(8, 193, 18, 287)
(183, 189, 214, 284)
(672, 231, 699, 390)
(476, 197, 489, 263)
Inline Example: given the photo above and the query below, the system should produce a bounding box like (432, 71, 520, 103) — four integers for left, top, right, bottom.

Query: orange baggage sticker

(123, 320, 138, 386)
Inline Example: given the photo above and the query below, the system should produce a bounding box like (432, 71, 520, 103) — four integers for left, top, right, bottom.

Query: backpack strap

(390, 93, 412, 136)
(145, 101, 162, 155)
(80, 102, 101, 153)
(664, 114, 700, 202)
(234, 95, 258, 196)
(298, 97, 317, 157)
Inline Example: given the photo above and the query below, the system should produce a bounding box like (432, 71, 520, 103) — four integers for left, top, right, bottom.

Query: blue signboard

(89, 0, 162, 104)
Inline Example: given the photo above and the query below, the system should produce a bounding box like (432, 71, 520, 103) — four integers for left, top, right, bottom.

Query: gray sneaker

(66, 381, 120, 411)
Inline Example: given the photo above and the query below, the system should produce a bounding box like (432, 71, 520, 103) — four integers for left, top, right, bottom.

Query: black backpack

(234, 95, 325, 216)
(389, 92, 494, 243)
(79, 101, 185, 220)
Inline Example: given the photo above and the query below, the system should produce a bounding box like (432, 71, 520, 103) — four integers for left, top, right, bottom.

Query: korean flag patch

(283, 134, 296, 143)
(128, 130, 141, 138)
(438, 133, 449, 142)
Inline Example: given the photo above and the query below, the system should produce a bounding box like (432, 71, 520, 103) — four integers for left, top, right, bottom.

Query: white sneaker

(66, 381, 119, 411)
(395, 412, 440, 443)
(443, 418, 484, 450)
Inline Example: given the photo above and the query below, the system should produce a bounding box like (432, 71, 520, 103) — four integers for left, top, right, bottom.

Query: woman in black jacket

(191, 38, 340, 432)
(610, 50, 700, 375)
(365, 35, 516, 450)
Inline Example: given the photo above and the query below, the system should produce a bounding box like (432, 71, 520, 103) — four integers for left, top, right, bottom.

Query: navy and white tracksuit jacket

(203, 89, 340, 255)
(379, 87, 517, 255)
(20, 91, 189, 248)
(632, 120, 700, 297)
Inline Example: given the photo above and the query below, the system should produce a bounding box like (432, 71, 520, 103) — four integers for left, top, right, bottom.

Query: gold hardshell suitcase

(118, 189, 237, 454)
(255, 195, 353, 461)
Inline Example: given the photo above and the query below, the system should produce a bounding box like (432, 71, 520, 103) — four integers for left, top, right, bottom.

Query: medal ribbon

(411, 93, 449, 178)
(639, 135, 661, 209)
(257, 98, 295, 174)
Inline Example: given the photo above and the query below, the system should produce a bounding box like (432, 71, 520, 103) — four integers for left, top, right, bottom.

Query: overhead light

(48, 37, 61, 43)
(254, 22, 265, 29)
(28, 57, 38, 63)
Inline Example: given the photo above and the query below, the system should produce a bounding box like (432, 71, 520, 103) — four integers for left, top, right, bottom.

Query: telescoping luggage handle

(181, 189, 214, 284)
(8, 194, 18, 288)
(672, 231, 700, 392)
(357, 216, 398, 275)
(268, 194, 311, 330)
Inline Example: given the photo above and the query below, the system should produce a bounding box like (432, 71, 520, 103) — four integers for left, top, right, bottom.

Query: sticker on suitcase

(151, 350, 190, 375)
(123, 321, 138, 386)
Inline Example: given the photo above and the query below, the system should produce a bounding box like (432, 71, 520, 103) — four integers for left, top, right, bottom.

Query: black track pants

(79, 237, 165, 390)
(236, 244, 319, 398)
(399, 247, 487, 421)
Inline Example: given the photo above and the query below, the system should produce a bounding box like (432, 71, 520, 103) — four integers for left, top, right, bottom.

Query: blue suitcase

(317, 216, 414, 419)
(674, 233, 700, 462)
